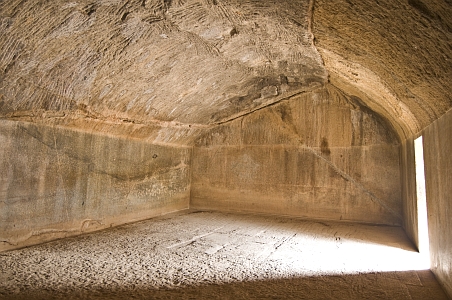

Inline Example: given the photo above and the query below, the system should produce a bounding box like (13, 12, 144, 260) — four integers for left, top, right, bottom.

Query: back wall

(191, 85, 402, 225)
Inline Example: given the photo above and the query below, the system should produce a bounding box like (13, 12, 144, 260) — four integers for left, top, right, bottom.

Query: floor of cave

(0, 210, 448, 300)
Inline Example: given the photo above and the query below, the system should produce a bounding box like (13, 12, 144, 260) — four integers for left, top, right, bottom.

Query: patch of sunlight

(415, 135, 430, 265)
(268, 234, 429, 276)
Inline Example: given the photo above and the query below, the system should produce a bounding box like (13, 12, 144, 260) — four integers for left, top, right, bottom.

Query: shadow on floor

(2, 270, 448, 300)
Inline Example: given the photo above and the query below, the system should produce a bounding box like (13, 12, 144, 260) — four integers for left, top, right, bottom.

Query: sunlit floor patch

(0, 210, 446, 299)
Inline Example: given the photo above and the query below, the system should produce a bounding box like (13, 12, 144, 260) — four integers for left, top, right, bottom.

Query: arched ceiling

(0, 0, 451, 143)
(313, 0, 452, 138)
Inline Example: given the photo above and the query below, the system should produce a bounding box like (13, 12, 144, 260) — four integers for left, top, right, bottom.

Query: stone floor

(0, 210, 449, 299)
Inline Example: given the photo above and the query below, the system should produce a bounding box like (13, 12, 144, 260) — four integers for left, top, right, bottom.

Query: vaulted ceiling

(1, 0, 451, 143)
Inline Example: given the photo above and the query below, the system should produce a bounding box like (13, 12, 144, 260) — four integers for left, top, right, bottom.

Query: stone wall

(191, 85, 402, 225)
(400, 137, 418, 248)
(0, 120, 191, 251)
(422, 109, 452, 297)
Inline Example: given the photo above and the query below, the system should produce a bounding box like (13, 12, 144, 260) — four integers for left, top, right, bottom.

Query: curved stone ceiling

(0, 0, 451, 142)
(313, 0, 452, 138)
(0, 1, 325, 127)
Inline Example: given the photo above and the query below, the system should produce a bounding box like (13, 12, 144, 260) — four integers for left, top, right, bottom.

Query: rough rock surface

(313, 0, 452, 138)
(0, 119, 191, 251)
(0, 0, 326, 132)
(421, 108, 452, 295)
(192, 85, 401, 225)
(1, 0, 450, 140)
(1, 0, 452, 297)
(0, 211, 448, 300)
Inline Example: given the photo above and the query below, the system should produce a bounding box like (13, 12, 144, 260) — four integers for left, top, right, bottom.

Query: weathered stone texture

(0, 0, 326, 128)
(400, 137, 419, 249)
(0, 120, 191, 251)
(0, 0, 451, 295)
(422, 108, 452, 297)
(1, 211, 448, 299)
(313, 0, 452, 138)
(192, 85, 401, 225)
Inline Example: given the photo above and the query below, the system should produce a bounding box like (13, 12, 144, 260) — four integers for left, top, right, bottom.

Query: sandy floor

(0, 210, 448, 299)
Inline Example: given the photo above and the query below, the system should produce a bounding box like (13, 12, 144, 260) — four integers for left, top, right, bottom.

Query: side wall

(191, 86, 402, 225)
(422, 109, 452, 297)
(0, 120, 191, 251)
(401, 137, 418, 249)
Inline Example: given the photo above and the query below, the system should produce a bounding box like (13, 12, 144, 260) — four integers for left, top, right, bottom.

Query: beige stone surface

(0, 211, 448, 299)
(0, 0, 451, 296)
(192, 85, 401, 225)
(400, 137, 419, 250)
(0, 120, 191, 252)
(422, 108, 452, 296)
(313, 0, 452, 138)
(0, 0, 326, 129)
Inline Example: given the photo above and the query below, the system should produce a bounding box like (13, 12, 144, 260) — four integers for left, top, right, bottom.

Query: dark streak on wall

(0, 120, 191, 251)
(191, 85, 401, 225)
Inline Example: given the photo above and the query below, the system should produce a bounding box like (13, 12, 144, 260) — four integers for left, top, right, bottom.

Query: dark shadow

(1, 270, 448, 300)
